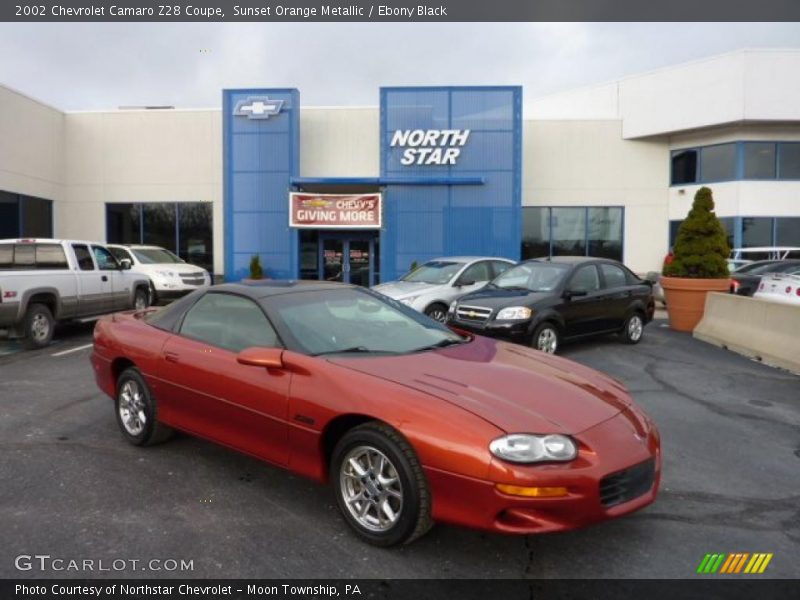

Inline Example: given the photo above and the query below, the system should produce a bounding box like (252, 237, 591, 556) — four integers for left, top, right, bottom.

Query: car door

(157, 292, 290, 466)
(559, 264, 605, 337)
(70, 243, 106, 316)
(92, 244, 129, 311)
(597, 262, 633, 331)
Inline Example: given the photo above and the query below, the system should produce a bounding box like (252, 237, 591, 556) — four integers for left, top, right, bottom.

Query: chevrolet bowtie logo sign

(233, 96, 284, 120)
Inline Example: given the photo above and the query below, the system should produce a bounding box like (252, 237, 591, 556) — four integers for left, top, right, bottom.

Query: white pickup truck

(0, 239, 151, 348)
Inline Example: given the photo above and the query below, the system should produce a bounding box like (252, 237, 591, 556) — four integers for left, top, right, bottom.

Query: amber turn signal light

(495, 484, 569, 498)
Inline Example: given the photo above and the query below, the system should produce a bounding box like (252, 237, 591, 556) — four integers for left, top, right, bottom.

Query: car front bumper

(448, 317, 531, 344)
(423, 411, 661, 534)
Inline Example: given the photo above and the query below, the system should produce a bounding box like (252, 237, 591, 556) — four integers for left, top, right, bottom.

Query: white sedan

(754, 273, 800, 306)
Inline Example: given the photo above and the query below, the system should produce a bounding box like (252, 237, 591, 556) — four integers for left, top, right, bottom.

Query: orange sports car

(91, 281, 661, 546)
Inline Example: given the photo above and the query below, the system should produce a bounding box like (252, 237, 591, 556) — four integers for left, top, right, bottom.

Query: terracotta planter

(661, 276, 730, 332)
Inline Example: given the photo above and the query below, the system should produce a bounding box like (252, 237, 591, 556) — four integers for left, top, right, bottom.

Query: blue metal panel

(223, 88, 299, 281)
(290, 176, 485, 186)
(380, 86, 522, 282)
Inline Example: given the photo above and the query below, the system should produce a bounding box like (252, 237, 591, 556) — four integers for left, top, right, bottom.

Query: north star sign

(390, 129, 471, 165)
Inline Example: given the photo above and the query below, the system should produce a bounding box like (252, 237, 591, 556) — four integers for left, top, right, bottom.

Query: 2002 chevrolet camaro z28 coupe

(91, 280, 661, 546)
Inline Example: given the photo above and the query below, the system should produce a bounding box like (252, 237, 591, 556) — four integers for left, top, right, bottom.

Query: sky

(0, 22, 799, 111)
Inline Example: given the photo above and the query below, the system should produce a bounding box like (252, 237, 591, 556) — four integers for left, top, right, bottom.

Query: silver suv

(372, 256, 516, 322)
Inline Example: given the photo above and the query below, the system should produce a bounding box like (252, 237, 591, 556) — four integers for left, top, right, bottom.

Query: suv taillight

(731, 280, 740, 293)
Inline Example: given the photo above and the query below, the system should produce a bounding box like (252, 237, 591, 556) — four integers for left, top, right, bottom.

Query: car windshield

(400, 261, 462, 284)
(132, 248, 184, 264)
(267, 288, 466, 356)
(491, 262, 570, 292)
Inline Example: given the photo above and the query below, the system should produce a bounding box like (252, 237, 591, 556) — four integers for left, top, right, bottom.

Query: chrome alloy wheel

(427, 309, 447, 322)
(118, 380, 147, 436)
(340, 445, 403, 532)
(30, 314, 50, 342)
(536, 328, 558, 353)
(628, 315, 643, 342)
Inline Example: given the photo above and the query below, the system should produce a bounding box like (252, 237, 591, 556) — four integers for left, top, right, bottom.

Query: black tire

(133, 287, 150, 311)
(531, 322, 559, 354)
(620, 312, 645, 345)
(424, 303, 449, 323)
(331, 422, 432, 547)
(22, 303, 55, 350)
(115, 367, 173, 446)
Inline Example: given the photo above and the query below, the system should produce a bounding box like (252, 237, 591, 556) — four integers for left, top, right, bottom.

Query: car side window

(492, 261, 513, 278)
(92, 246, 118, 271)
(72, 244, 95, 271)
(459, 261, 491, 284)
(569, 265, 600, 292)
(600, 263, 628, 289)
(180, 293, 279, 353)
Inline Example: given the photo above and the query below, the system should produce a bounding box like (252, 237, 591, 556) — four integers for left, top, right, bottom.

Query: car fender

(19, 287, 62, 321)
(126, 277, 152, 306)
(527, 308, 565, 338)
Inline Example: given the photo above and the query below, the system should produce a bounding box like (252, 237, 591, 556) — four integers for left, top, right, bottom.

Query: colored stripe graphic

(697, 554, 713, 573)
(734, 553, 749, 573)
(719, 554, 736, 573)
(758, 554, 773, 573)
(709, 554, 725, 573)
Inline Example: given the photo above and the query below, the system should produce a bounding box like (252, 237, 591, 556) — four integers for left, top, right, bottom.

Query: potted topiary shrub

(242, 254, 265, 283)
(661, 186, 730, 332)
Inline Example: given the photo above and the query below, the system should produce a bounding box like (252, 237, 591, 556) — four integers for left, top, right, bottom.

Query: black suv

(447, 256, 655, 353)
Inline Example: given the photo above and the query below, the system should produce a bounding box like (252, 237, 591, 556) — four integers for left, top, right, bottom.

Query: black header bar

(3, 1, 800, 22)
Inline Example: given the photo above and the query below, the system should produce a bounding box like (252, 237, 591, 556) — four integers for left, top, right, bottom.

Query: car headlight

(496, 306, 533, 320)
(155, 270, 176, 278)
(489, 434, 577, 464)
(400, 295, 420, 306)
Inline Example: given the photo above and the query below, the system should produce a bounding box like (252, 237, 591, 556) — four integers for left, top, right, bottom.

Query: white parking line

(51, 343, 94, 357)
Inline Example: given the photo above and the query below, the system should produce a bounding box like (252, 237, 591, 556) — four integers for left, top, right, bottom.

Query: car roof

(428, 256, 514, 263)
(212, 280, 357, 300)
(108, 244, 168, 251)
(0, 238, 104, 245)
(525, 255, 612, 265)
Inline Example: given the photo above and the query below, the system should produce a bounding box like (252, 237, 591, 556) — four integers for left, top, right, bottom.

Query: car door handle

(164, 351, 180, 363)
(101, 275, 108, 282)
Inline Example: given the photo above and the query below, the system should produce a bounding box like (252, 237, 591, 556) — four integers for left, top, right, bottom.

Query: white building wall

(300, 107, 379, 177)
(525, 120, 670, 273)
(61, 109, 223, 274)
(0, 85, 64, 204)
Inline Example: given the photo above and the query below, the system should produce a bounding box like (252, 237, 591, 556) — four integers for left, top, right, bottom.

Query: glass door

(318, 234, 378, 287)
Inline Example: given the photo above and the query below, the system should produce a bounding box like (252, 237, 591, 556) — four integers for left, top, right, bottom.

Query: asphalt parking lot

(0, 317, 798, 579)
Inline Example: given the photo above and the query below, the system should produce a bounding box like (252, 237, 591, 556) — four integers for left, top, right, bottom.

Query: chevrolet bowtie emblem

(233, 96, 284, 119)
(468, 311, 477, 318)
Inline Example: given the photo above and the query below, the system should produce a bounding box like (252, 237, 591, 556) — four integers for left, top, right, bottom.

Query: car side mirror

(455, 278, 475, 287)
(119, 258, 132, 270)
(237, 347, 284, 369)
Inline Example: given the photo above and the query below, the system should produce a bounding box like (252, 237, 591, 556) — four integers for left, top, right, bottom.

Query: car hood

(372, 280, 438, 299)
(135, 263, 207, 275)
(458, 286, 554, 309)
(330, 336, 631, 434)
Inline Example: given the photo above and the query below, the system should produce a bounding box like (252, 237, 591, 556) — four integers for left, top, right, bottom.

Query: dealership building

(1, 48, 799, 283)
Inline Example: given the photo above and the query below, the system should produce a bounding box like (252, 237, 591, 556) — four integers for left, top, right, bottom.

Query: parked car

(372, 256, 515, 322)
(91, 280, 660, 546)
(107, 244, 211, 304)
(0, 239, 150, 348)
(447, 257, 655, 354)
(754, 273, 800, 306)
(727, 247, 800, 272)
(730, 260, 800, 296)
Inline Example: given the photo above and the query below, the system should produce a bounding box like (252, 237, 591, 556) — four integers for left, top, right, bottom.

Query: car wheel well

(27, 293, 58, 319)
(321, 414, 384, 479)
(111, 358, 137, 390)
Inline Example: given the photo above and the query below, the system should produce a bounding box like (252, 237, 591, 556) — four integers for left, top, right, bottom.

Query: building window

(700, 143, 737, 183)
(778, 143, 800, 179)
(743, 142, 776, 179)
(0, 190, 53, 238)
(521, 207, 550, 259)
(741, 217, 773, 248)
(521, 207, 624, 262)
(776, 217, 800, 246)
(106, 202, 213, 275)
(671, 150, 698, 185)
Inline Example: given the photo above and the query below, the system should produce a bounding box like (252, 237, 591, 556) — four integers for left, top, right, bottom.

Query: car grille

(599, 459, 655, 508)
(455, 304, 493, 324)
(179, 274, 206, 286)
